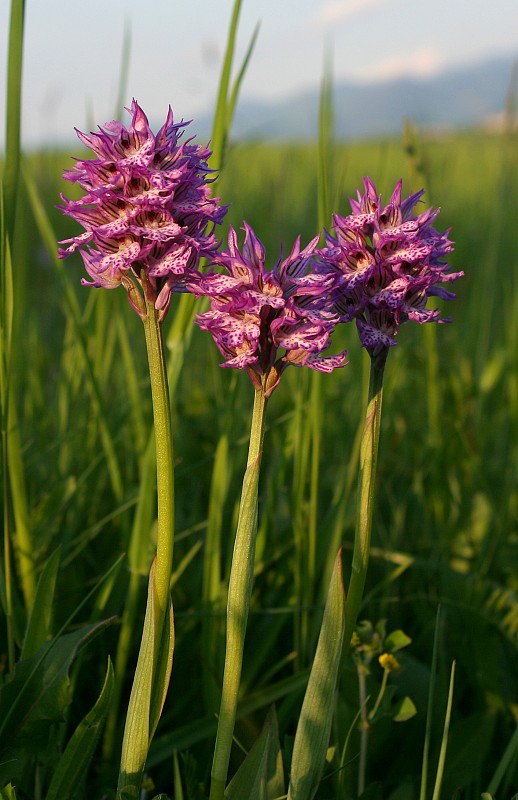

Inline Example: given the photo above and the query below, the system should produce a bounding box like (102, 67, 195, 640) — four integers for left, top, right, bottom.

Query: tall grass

(1, 124, 517, 796)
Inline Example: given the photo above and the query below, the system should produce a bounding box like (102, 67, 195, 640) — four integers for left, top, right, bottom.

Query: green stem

(116, 292, 175, 797)
(357, 666, 369, 797)
(368, 666, 390, 720)
(209, 386, 268, 800)
(142, 298, 174, 630)
(3, 0, 25, 243)
(343, 350, 387, 650)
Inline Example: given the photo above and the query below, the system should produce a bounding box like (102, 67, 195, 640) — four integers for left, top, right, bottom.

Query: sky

(1, 0, 518, 150)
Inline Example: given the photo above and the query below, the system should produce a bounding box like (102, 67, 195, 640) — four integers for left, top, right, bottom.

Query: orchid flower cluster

(195, 223, 348, 396)
(322, 177, 463, 359)
(59, 101, 462, 392)
(59, 100, 227, 319)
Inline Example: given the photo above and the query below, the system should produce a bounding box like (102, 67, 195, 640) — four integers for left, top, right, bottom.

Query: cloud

(353, 47, 445, 82)
(313, 0, 391, 27)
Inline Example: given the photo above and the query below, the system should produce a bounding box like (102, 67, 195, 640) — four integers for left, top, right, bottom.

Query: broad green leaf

(0, 618, 115, 786)
(393, 696, 417, 722)
(288, 549, 345, 800)
(21, 547, 61, 660)
(45, 658, 114, 800)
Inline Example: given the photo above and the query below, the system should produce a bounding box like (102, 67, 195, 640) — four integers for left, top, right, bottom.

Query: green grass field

(1, 123, 516, 799)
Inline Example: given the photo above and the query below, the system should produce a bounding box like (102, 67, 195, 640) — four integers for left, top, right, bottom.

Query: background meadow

(1, 2, 518, 796)
(2, 126, 517, 797)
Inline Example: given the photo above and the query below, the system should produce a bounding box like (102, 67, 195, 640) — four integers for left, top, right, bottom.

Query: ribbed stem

(209, 387, 268, 800)
(117, 292, 175, 798)
(142, 299, 174, 633)
(344, 350, 387, 650)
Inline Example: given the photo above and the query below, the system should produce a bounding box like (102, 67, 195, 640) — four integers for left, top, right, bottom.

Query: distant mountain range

(193, 53, 517, 141)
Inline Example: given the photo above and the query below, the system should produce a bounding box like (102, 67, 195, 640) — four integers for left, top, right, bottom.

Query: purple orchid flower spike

(58, 100, 227, 320)
(196, 222, 347, 397)
(321, 177, 463, 362)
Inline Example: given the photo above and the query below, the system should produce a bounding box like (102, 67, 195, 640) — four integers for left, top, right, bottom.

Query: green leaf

(44, 658, 114, 800)
(288, 549, 345, 800)
(117, 561, 174, 798)
(393, 696, 417, 722)
(385, 630, 412, 653)
(225, 706, 284, 800)
(264, 705, 285, 800)
(21, 547, 61, 660)
(149, 595, 174, 742)
(0, 784, 17, 800)
(0, 618, 115, 786)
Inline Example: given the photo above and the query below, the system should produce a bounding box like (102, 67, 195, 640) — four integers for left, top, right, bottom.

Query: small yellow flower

(379, 652, 400, 672)
(141, 776, 155, 792)
(350, 631, 361, 648)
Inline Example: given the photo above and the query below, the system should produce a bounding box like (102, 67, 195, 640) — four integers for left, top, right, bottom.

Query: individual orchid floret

(195, 223, 347, 397)
(321, 178, 463, 360)
(58, 100, 227, 320)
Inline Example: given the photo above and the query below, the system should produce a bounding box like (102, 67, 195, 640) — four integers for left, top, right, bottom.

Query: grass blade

(431, 660, 456, 800)
(21, 547, 61, 660)
(210, 0, 244, 171)
(22, 164, 124, 501)
(486, 723, 518, 797)
(420, 605, 442, 800)
(3, 0, 25, 241)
